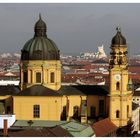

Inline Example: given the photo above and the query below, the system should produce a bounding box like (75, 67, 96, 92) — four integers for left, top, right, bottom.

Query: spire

(116, 26, 121, 33)
(128, 78, 133, 85)
(34, 14, 47, 37)
(128, 78, 133, 90)
(39, 13, 41, 20)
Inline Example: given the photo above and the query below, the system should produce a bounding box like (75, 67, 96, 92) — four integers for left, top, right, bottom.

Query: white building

(0, 115, 16, 128)
(80, 45, 107, 59)
(96, 45, 107, 59)
(132, 102, 140, 134)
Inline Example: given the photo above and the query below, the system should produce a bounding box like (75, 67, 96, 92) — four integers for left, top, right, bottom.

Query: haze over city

(0, 3, 139, 55)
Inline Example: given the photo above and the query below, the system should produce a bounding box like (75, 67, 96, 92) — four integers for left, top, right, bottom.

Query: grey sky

(0, 3, 139, 55)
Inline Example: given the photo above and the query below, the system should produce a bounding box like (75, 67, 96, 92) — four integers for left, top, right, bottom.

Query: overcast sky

(0, 3, 140, 55)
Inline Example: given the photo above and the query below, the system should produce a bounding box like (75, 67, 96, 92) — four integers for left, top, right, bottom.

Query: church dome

(111, 27, 126, 46)
(21, 14, 60, 60)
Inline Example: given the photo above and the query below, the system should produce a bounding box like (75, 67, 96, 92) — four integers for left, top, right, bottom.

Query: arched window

(23, 71, 28, 83)
(73, 106, 79, 119)
(116, 110, 120, 118)
(90, 106, 96, 118)
(33, 105, 40, 118)
(116, 82, 120, 90)
(50, 72, 55, 83)
(36, 72, 41, 83)
(61, 106, 67, 120)
(99, 100, 104, 116)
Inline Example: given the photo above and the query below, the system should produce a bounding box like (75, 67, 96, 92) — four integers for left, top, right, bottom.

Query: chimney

(3, 119, 8, 137)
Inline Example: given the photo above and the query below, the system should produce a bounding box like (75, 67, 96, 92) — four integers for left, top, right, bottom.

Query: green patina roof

(21, 37, 60, 61)
(128, 78, 133, 85)
(60, 121, 94, 137)
(70, 126, 94, 137)
(13, 120, 67, 127)
(12, 120, 94, 137)
(21, 14, 60, 61)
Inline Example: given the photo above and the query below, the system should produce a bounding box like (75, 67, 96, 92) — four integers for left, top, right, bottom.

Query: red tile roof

(91, 118, 118, 137)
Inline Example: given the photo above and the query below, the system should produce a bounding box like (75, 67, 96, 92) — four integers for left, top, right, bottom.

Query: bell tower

(109, 27, 132, 127)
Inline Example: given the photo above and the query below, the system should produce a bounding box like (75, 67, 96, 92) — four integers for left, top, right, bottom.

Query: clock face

(114, 74, 121, 81)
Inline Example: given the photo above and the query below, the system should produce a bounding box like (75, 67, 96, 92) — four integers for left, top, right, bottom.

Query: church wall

(87, 95, 106, 117)
(106, 96, 109, 117)
(13, 95, 87, 121)
(63, 95, 86, 118)
(13, 96, 62, 120)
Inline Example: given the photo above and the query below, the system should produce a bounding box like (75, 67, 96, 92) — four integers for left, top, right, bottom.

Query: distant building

(80, 45, 107, 59)
(96, 45, 107, 59)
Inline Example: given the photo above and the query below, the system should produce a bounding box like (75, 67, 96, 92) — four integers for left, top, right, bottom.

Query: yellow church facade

(13, 94, 87, 121)
(0, 15, 132, 130)
(12, 90, 108, 122)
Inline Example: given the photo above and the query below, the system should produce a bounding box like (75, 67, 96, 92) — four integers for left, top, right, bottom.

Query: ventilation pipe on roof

(3, 119, 8, 137)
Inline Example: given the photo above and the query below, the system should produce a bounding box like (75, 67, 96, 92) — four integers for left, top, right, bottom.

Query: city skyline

(0, 3, 139, 55)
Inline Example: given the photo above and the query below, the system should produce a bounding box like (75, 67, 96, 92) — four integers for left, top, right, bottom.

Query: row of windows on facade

(33, 102, 130, 119)
(23, 72, 55, 83)
(33, 105, 97, 119)
(33, 100, 105, 119)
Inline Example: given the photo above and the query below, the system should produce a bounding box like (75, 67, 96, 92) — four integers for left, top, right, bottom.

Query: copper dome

(21, 14, 60, 61)
(111, 27, 126, 47)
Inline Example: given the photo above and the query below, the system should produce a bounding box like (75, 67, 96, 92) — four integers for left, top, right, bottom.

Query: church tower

(109, 27, 132, 127)
(20, 14, 61, 91)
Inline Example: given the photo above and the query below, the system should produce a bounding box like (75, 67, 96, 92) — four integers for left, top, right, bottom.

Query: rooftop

(133, 90, 140, 96)
(0, 84, 109, 97)
(91, 118, 118, 137)
(12, 120, 94, 137)
(1, 126, 73, 137)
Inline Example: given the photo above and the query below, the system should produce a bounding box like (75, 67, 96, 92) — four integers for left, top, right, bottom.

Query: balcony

(0, 114, 16, 128)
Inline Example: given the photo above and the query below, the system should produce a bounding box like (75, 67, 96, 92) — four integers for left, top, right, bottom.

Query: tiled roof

(7, 126, 72, 137)
(0, 84, 109, 96)
(0, 85, 20, 96)
(72, 85, 109, 96)
(93, 59, 108, 64)
(91, 118, 118, 137)
(58, 85, 85, 95)
(14, 85, 62, 96)
(60, 121, 94, 137)
(133, 91, 140, 96)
